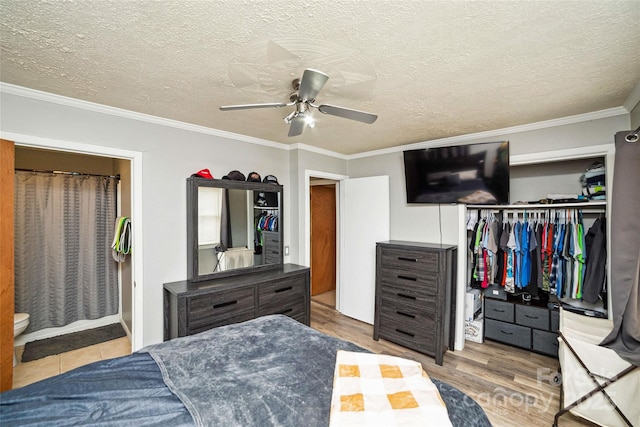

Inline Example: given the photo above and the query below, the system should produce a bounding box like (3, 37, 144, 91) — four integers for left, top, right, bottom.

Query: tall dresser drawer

(485, 319, 531, 349)
(516, 305, 549, 330)
(380, 268, 438, 295)
(378, 320, 436, 355)
(379, 248, 437, 273)
(485, 299, 515, 323)
(188, 287, 256, 328)
(379, 302, 435, 332)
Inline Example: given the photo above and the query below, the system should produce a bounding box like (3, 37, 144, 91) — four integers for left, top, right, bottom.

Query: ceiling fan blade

(288, 116, 306, 137)
(317, 104, 378, 124)
(298, 69, 329, 101)
(220, 102, 289, 111)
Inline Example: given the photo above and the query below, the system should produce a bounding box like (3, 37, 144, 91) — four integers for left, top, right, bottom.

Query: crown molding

(289, 143, 349, 160)
(2, 82, 629, 162)
(347, 106, 628, 160)
(0, 82, 291, 152)
(623, 80, 640, 113)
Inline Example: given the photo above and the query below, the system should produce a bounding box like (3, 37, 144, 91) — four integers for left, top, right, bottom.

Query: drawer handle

(277, 308, 293, 315)
(398, 257, 418, 262)
(493, 309, 505, 313)
(398, 275, 417, 282)
(397, 310, 416, 319)
(524, 314, 539, 319)
(275, 286, 293, 293)
(396, 328, 415, 337)
(397, 293, 416, 300)
(213, 300, 237, 309)
(499, 330, 514, 336)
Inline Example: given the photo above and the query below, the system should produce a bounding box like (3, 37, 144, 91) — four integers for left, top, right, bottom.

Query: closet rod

(15, 168, 120, 180)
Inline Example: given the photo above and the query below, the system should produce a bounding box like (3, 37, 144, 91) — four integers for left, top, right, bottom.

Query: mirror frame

(187, 177, 284, 282)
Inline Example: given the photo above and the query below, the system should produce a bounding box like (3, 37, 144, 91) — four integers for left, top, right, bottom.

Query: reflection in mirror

(195, 185, 281, 277)
(198, 187, 254, 274)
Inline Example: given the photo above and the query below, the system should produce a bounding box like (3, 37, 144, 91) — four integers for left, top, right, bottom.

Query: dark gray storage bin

(516, 305, 549, 330)
(533, 329, 559, 357)
(485, 299, 515, 323)
(485, 318, 531, 349)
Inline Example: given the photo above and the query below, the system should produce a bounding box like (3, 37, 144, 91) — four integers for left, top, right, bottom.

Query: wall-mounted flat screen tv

(403, 141, 510, 204)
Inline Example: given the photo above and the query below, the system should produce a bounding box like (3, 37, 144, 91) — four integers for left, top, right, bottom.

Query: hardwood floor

(310, 301, 594, 427)
(13, 303, 595, 426)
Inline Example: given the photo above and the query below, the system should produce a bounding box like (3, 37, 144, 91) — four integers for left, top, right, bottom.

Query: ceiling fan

(220, 68, 377, 137)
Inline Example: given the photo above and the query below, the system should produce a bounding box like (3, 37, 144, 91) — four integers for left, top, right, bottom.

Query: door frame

(2, 131, 144, 350)
(304, 170, 348, 311)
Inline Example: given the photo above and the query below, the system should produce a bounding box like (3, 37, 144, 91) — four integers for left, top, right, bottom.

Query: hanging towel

(112, 216, 132, 262)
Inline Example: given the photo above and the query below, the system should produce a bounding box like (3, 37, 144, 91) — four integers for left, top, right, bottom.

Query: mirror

(187, 177, 283, 282)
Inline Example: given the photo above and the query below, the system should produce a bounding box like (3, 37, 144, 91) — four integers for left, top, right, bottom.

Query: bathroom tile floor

(12, 336, 131, 389)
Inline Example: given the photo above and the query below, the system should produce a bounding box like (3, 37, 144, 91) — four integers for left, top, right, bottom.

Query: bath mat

(21, 323, 127, 363)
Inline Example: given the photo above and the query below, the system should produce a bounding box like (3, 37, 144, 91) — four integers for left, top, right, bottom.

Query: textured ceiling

(1, 0, 639, 155)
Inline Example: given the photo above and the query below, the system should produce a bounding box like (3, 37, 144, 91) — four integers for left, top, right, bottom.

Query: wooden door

(0, 139, 15, 391)
(310, 184, 336, 296)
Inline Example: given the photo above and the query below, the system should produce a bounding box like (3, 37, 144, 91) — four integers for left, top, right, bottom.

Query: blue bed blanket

(0, 352, 192, 426)
(1, 315, 491, 426)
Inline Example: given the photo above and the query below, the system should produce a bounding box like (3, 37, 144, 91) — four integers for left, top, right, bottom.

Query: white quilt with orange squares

(329, 351, 453, 427)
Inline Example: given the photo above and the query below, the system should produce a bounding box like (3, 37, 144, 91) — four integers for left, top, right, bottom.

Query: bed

(1, 315, 491, 426)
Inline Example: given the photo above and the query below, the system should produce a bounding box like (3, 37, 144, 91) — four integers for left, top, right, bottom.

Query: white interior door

(339, 176, 389, 324)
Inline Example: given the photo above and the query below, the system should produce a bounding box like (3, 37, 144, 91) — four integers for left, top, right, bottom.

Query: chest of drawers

(164, 264, 310, 340)
(484, 297, 560, 357)
(373, 241, 457, 365)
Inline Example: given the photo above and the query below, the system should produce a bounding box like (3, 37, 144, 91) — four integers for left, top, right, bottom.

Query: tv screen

(403, 141, 510, 204)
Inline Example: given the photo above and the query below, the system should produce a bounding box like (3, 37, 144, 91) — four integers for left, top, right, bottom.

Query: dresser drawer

(258, 277, 306, 319)
(187, 309, 255, 335)
(378, 318, 435, 355)
(258, 276, 305, 307)
(379, 300, 435, 332)
(380, 281, 436, 306)
(263, 231, 280, 245)
(380, 268, 438, 295)
(484, 299, 514, 323)
(379, 248, 437, 273)
(485, 319, 531, 349)
(516, 305, 549, 330)
(533, 329, 559, 357)
(188, 286, 256, 328)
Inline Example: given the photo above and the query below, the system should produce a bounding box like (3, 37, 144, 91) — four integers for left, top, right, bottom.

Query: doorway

(13, 146, 134, 345)
(310, 180, 337, 308)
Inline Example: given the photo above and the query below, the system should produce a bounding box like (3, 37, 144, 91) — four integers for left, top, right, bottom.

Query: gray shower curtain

(600, 131, 640, 366)
(14, 171, 119, 333)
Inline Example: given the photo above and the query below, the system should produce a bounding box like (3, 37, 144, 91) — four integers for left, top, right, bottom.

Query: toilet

(13, 313, 30, 366)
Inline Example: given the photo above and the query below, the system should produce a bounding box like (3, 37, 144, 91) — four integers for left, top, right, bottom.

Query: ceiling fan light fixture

(304, 114, 315, 128)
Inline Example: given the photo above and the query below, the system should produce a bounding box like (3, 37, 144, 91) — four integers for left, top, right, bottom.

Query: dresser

(373, 241, 457, 366)
(484, 296, 560, 357)
(164, 264, 310, 340)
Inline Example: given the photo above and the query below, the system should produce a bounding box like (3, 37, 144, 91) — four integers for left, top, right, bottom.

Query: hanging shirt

(505, 222, 517, 293)
(519, 221, 531, 288)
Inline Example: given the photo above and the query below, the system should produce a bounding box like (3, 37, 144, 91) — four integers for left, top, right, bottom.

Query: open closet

(462, 144, 615, 357)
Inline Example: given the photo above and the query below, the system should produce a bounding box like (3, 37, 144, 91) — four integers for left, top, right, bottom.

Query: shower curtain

(14, 171, 119, 333)
(600, 131, 640, 366)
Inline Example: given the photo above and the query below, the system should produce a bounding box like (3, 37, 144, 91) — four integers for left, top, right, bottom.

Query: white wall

(290, 148, 348, 267)
(1, 90, 292, 347)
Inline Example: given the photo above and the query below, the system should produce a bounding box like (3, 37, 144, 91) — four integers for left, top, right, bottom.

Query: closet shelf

(467, 201, 606, 209)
